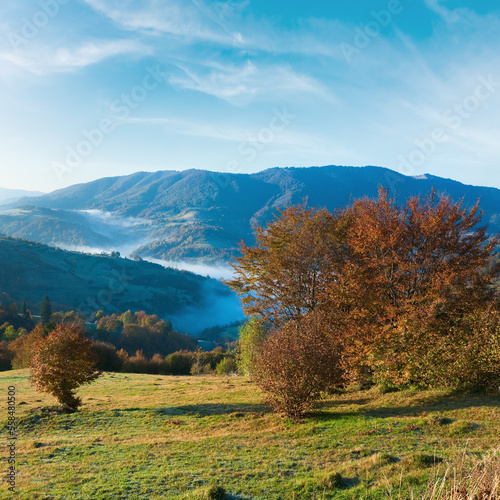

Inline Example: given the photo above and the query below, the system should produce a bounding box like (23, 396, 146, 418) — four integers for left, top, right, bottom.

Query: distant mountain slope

(0, 237, 242, 334)
(0, 187, 45, 204)
(0, 206, 114, 248)
(0, 206, 152, 251)
(1, 166, 499, 264)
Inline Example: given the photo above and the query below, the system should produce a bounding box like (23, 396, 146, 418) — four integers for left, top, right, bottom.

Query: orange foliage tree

(336, 189, 500, 387)
(30, 324, 102, 410)
(226, 204, 350, 327)
(229, 189, 500, 398)
(8, 324, 45, 369)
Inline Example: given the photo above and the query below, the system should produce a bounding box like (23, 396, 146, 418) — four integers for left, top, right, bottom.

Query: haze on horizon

(1, 0, 500, 192)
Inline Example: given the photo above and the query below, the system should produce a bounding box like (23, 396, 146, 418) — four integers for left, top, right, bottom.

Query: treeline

(0, 303, 197, 356)
(92, 343, 236, 375)
(227, 189, 500, 419)
(0, 301, 239, 374)
(4, 321, 236, 377)
(92, 310, 197, 357)
(0, 302, 35, 337)
(0, 302, 35, 370)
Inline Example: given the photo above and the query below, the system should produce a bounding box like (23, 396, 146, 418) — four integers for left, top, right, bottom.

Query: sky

(1, 0, 500, 193)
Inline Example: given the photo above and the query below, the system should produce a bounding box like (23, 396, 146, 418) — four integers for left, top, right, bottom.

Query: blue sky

(1, 0, 500, 192)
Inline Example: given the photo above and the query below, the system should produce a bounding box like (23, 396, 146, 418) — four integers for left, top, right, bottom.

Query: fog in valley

(53, 210, 243, 333)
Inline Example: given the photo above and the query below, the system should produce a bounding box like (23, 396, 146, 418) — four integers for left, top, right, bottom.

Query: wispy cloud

(82, 0, 349, 58)
(119, 116, 314, 148)
(424, 0, 500, 28)
(1, 39, 148, 74)
(424, 0, 464, 23)
(119, 117, 247, 142)
(82, 0, 238, 44)
(166, 59, 335, 105)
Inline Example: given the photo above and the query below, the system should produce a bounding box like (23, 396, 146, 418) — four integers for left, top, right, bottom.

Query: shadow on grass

(92, 391, 500, 424)
(105, 402, 272, 417)
(322, 398, 372, 408)
(341, 476, 361, 489)
(313, 392, 500, 421)
(15, 391, 500, 431)
(157, 402, 271, 417)
(361, 393, 500, 419)
(11, 402, 273, 436)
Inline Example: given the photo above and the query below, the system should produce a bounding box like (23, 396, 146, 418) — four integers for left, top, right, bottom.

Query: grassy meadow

(1, 369, 499, 499)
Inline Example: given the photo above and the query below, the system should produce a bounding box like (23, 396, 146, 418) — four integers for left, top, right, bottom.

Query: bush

(235, 318, 267, 375)
(408, 308, 500, 392)
(29, 324, 102, 410)
(252, 311, 344, 421)
(122, 350, 149, 373)
(216, 357, 237, 375)
(202, 485, 226, 500)
(92, 341, 123, 372)
(165, 351, 193, 375)
(190, 359, 213, 375)
(148, 353, 165, 374)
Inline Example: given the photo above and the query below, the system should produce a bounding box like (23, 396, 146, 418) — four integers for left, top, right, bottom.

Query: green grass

(1, 370, 499, 499)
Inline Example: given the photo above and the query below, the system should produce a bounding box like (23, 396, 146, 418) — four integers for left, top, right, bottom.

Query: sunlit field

(1, 370, 499, 499)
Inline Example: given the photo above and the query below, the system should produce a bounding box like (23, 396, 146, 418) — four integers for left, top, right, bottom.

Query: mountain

(0, 236, 242, 335)
(0, 187, 45, 204)
(1, 166, 500, 264)
(0, 206, 151, 251)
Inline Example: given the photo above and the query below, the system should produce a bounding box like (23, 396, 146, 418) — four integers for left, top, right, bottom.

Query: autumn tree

(8, 325, 45, 369)
(30, 324, 102, 410)
(226, 204, 350, 327)
(229, 189, 500, 395)
(0, 341, 13, 371)
(336, 188, 500, 387)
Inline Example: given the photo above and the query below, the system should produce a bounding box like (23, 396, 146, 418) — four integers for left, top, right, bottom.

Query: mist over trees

(228, 189, 500, 419)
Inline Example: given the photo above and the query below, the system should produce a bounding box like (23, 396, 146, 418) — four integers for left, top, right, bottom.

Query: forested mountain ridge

(1, 166, 499, 264)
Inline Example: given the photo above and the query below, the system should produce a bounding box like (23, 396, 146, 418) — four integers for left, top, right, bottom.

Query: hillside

(0, 237, 242, 334)
(0, 187, 45, 204)
(1, 166, 500, 264)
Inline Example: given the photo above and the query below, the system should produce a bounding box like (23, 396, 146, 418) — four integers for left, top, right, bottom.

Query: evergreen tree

(21, 301, 28, 319)
(40, 295, 52, 326)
